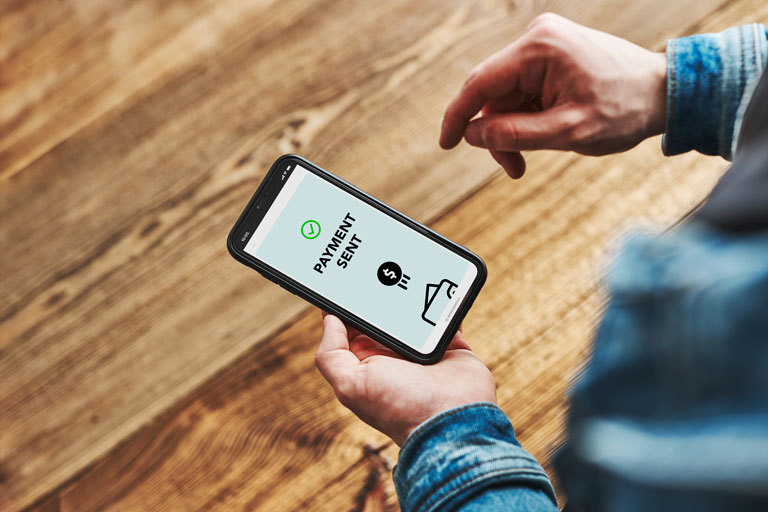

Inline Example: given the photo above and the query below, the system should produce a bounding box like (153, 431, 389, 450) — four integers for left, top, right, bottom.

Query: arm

(395, 404, 557, 512)
(314, 315, 557, 512)
(439, 13, 668, 177)
(664, 24, 768, 159)
(439, 14, 768, 177)
(553, 223, 768, 511)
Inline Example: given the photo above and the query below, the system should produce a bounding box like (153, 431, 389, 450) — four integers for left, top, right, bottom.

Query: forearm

(394, 403, 558, 512)
(663, 24, 768, 160)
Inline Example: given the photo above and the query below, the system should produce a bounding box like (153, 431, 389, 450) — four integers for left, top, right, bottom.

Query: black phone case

(227, 154, 487, 364)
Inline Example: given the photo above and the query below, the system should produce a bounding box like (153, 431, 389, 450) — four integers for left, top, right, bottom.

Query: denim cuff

(393, 403, 557, 512)
(663, 25, 768, 160)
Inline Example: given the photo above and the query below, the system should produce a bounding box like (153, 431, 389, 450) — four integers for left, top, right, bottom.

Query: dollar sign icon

(377, 261, 403, 286)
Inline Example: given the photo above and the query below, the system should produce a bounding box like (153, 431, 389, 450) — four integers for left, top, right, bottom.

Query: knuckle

(486, 120, 516, 150)
(520, 15, 569, 60)
(537, 12, 562, 23)
(504, 123, 522, 150)
(527, 12, 562, 35)
(482, 121, 502, 148)
(464, 65, 484, 90)
(560, 108, 593, 143)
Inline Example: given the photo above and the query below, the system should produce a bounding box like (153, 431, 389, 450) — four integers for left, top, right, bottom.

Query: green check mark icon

(301, 220, 321, 239)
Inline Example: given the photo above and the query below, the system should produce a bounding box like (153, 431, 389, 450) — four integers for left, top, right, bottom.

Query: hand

(440, 13, 667, 178)
(314, 313, 497, 446)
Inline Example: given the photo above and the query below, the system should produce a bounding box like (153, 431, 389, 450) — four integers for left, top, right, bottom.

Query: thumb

(464, 108, 579, 152)
(315, 315, 361, 397)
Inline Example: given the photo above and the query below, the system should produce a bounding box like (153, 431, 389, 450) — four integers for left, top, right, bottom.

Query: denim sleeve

(553, 224, 768, 511)
(663, 24, 768, 160)
(393, 403, 558, 512)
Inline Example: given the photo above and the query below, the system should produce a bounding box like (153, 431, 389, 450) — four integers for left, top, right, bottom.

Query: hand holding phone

(315, 313, 497, 446)
(227, 155, 486, 363)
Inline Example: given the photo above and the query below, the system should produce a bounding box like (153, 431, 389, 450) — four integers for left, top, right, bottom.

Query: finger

(317, 314, 351, 354)
(483, 94, 540, 118)
(464, 109, 572, 152)
(315, 315, 360, 390)
(483, 97, 536, 178)
(447, 328, 472, 351)
(489, 149, 526, 179)
(349, 336, 405, 360)
(345, 325, 362, 341)
(440, 43, 540, 149)
(320, 310, 361, 340)
(482, 91, 527, 116)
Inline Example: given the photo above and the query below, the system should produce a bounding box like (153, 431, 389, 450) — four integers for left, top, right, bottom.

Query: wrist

(394, 397, 499, 446)
(647, 50, 668, 137)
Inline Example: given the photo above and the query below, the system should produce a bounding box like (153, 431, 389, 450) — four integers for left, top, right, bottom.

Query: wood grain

(1, 1, 510, 507)
(29, 141, 723, 511)
(2, 0, 765, 510)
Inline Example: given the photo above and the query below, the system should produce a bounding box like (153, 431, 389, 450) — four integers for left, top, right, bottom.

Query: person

(315, 13, 768, 511)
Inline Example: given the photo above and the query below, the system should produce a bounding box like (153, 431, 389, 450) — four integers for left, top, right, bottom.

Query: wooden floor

(1, 0, 765, 510)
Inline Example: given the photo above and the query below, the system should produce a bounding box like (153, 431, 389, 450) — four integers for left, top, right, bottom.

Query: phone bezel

(227, 154, 487, 364)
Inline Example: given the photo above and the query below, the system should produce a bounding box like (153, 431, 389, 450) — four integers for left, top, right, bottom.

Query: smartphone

(227, 154, 486, 364)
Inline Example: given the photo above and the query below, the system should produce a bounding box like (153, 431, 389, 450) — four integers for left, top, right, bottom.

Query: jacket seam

(416, 462, 554, 512)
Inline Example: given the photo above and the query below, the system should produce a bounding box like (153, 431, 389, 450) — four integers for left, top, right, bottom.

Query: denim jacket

(393, 24, 768, 512)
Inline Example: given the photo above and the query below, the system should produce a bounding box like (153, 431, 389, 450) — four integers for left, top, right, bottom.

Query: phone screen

(243, 163, 478, 354)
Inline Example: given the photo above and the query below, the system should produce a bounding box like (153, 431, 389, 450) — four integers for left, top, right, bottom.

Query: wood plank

(4, 0, 764, 509)
(0, 0, 589, 507)
(33, 140, 726, 512)
(2, 1, 518, 508)
(1, 0, 265, 180)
